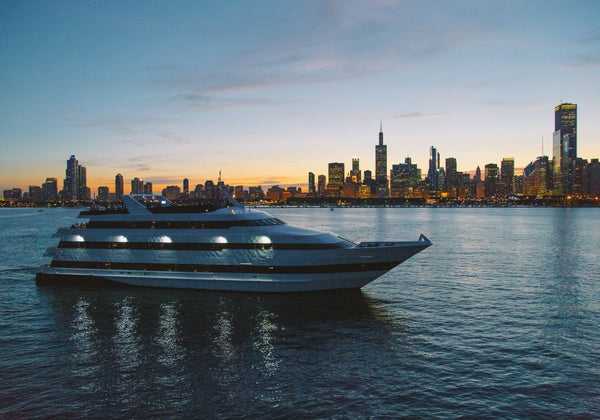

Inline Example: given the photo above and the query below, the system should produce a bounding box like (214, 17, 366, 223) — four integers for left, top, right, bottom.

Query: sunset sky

(1, 0, 600, 193)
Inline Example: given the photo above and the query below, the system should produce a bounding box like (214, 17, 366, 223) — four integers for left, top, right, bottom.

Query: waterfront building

(428, 146, 441, 194)
(390, 158, 421, 198)
(63, 155, 79, 202)
(3, 188, 22, 201)
(115, 173, 124, 201)
(78, 165, 90, 201)
(445, 157, 457, 197)
(342, 177, 358, 199)
(204, 180, 216, 200)
(351, 157, 361, 184)
(500, 158, 515, 195)
(143, 182, 153, 195)
(234, 186, 248, 201)
(266, 185, 284, 202)
(514, 175, 524, 195)
(553, 103, 577, 194)
(588, 159, 600, 197)
(131, 177, 144, 195)
(572, 158, 588, 196)
(317, 175, 326, 196)
(375, 122, 388, 197)
(162, 185, 181, 201)
(28, 186, 43, 202)
(308, 172, 316, 195)
(248, 186, 263, 201)
(183, 178, 189, 196)
(97, 186, 109, 202)
(357, 184, 372, 199)
(41, 177, 58, 202)
(523, 156, 552, 196)
(484, 163, 499, 197)
(474, 166, 481, 182)
(328, 162, 344, 190)
(193, 184, 204, 198)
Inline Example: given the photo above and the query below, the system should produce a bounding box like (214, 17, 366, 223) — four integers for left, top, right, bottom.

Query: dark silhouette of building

(428, 146, 441, 193)
(42, 177, 58, 202)
(484, 163, 499, 197)
(63, 155, 79, 202)
(500, 158, 515, 195)
(115, 174, 124, 200)
(183, 178, 189, 196)
(308, 172, 315, 194)
(375, 122, 388, 197)
(131, 177, 144, 195)
(317, 175, 326, 196)
(445, 157, 457, 196)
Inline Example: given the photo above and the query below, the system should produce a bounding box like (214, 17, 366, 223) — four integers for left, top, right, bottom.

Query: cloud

(176, 93, 286, 112)
(390, 112, 449, 120)
(481, 99, 543, 110)
(154, 1, 487, 107)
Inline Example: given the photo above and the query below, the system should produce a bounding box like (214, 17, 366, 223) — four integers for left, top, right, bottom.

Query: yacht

(37, 192, 431, 292)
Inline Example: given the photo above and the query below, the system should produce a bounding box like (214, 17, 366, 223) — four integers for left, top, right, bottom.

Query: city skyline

(5, 100, 600, 202)
(2, 1, 600, 192)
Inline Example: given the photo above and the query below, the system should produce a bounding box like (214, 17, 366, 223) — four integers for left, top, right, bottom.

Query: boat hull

(36, 267, 393, 292)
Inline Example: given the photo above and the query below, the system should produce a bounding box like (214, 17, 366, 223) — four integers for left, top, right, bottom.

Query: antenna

(541, 136, 544, 156)
(218, 170, 222, 184)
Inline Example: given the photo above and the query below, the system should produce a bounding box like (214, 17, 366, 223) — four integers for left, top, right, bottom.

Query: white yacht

(37, 193, 431, 292)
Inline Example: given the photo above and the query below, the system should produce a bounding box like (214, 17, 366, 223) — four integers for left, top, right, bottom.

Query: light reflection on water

(0, 207, 599, 417)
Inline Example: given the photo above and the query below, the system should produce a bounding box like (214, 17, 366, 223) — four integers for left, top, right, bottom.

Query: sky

(1, 0, 600, 194)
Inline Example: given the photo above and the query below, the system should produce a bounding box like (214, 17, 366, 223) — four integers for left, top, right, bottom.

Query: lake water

(0, 207, 599, 417)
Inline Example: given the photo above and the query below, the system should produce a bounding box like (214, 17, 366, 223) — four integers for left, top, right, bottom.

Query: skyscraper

(428, 146, 440, 193)
(78, 165, 90, 201)
(500, 157, 515, 195)
(63, 155, 78, 202)
(375, 122, 388, 197)
(484, 163, 499, 197)
(445, 157, 457, 194)
(183, 178, 189, 195)
(317, 175, 326, 196)
(143, 182, 153, 195)
(327, 163, 345, 189)
(41, 177, 58, 202)
(308, 172, 315, 194)
(115, 174, 124, 200)
(351, 157, 361, 184)
(131, 177, 144, 195)
(553, 103, 577, 194)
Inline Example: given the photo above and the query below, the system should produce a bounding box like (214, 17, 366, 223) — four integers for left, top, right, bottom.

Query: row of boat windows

(50, 260, 398, 274)
(57, 241, 351, 250)
(71, 218, 286, 229)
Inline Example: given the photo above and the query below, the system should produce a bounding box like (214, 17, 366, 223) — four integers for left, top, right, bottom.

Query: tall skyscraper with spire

(375, 121, 388, 197)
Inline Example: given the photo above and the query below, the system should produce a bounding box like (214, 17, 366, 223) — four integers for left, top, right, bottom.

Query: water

(1, 207, 599, 417)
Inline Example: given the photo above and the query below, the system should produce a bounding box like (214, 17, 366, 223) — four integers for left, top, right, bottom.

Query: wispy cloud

(154, 1, 488, 109)
(481, 99, 543, 110)
(390, 112, 449, 120)
(176, 93, 286, 111)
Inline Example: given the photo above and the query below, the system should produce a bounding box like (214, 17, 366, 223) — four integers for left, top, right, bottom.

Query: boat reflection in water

(37, 284, 403, 416)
